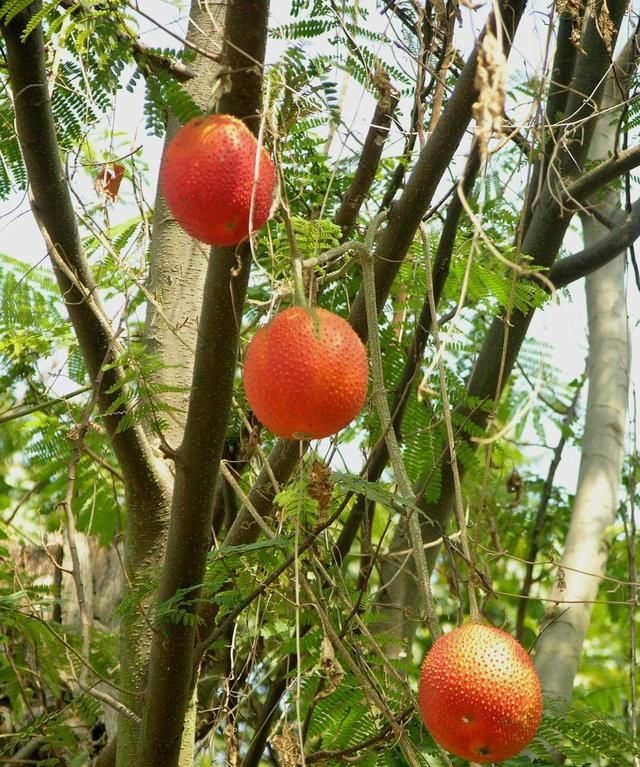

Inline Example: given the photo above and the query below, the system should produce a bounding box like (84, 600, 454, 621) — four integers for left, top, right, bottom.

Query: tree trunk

(144, 3, 226, 451)
(118, 4, 228, 765)
(134, 2, 271, 764)
(533, 39, 634, 703)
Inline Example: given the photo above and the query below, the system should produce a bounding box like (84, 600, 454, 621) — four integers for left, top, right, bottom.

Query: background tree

(0, 1, 639, 766)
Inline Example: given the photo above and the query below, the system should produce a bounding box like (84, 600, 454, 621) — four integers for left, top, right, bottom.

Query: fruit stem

(280, 191, 309, 308)
(358, 221, 441, 641)
(419, 223, 480, 622)
(292, 256, 308, 308)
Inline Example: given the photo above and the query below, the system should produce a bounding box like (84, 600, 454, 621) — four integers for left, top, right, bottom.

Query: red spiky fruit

(243, 306, 368, 440)
(159, 114, 277, 246)
(418, 623, 542, 763)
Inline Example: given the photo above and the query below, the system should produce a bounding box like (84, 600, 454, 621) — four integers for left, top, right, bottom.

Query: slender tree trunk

(534, 236, 629, 700)
(533, 40, 634, 702)
(121, 4, 228, 765)
(117, 5, 228, 765)
(0, 5, 176, 765)
(135, 2, 271, 764)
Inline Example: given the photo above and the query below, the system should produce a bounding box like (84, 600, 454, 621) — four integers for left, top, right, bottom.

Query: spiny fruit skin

(418, 623, 543, 764)
(159, 114, 277, 246)
(243, 306, 368, 440)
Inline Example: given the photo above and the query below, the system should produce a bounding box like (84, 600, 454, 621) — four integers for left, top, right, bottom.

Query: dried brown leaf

(596, 0, 616, 52)
(472, 30, 507, 159)
(557, 0, 586, 53)
(94, 163, 125, 201)
(315, 635, 345, 701)
(307, 459, 334, 516)
(271, 723, 303, 767)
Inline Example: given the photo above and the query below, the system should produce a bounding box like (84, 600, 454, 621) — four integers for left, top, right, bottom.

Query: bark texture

(144, 1, 226, 450)
(128, 4, 228, 764)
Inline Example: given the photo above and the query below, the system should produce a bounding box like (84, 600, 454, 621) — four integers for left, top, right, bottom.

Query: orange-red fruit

(243, 306, 368, 440)
(159, 114, 277, 246)
(418, 623, 543, 763)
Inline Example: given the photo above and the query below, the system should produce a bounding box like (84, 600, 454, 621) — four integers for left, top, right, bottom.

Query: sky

(0, 0, 638, 494)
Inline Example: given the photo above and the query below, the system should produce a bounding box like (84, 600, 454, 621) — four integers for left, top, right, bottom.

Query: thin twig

(358, 216, 440, 640)
(4, 481, 47, 525)
(122, 0, 222, 65)
(0, 386, 93, 426)
(59, 0, 197, 81)
(515, 377, 584, 639)
(305, 706, 414, 763)
(623, 393, 639, 765)
(420, 224, 479, 620)
(0, 594, 134, 698)
(195, 503, 348, 659)
(4, 737, 46, 766)
(300, 579, 431, 767)
(58, 352, 114, 688)
(219, 461, 277, 540)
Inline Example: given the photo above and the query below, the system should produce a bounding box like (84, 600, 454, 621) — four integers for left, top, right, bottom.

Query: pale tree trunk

(533, 40, 634, 704)
(144, 1, 226, 450)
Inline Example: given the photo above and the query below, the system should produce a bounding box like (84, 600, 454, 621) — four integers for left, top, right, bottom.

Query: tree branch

(549, 197, 640, 287)
(335, 144, 481, 559)
(58, 0, 197, 82)
(199, 1, 526, 655)
(239, 657, 292, 767)
(359, 230, 441, 640)
(123, 0, 223, 65)
(204, 0, 525, 584)
(333, 69, 399, 240)
(563, 144, 640, 207)
(305, 706, 414, 763)
(466, 0, 630, 404)
(228, 179, 475, 743)
(375, 2, 631, 648)
(0, 385, 92, 426)
(348, 0, 526, 341)
(521, 8, 581, 232)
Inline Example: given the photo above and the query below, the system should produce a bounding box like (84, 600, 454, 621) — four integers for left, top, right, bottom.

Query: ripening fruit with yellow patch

(243, 306, 368, 440)
(159, 114, 277, 246)
(418, 623, 543, 763)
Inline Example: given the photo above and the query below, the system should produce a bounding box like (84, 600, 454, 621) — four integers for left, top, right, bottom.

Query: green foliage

(290, 216, 342, 259)
(143, 70, 203, 136)
(532, 703, 640, 764)
(0, 89, 27, 199)
(0, 252, 68, 387)
(0, 1, 638, 765)
(0, 0, 37, 25)
(333, 471, 423, 518)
